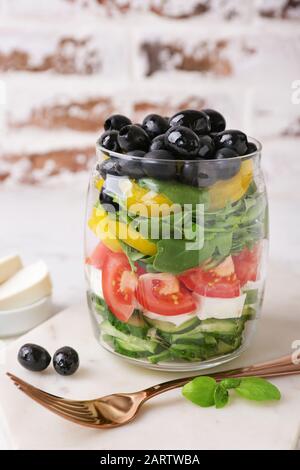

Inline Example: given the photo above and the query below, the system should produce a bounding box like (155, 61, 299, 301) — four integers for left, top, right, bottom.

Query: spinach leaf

(235, 377, 281, 402)
(153, 237, 216, 274)
(139, 178, 210, 207)
(182, 376, 217, 407)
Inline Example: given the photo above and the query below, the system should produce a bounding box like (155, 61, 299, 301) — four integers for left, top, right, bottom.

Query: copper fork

(7, 354, 299, 429)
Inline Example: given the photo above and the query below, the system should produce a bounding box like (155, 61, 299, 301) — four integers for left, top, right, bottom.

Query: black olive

(127, 150, 146, 157)
(142, 150, 177, 180)
(149, 134, 167, 151)
(18, 344, 51, 372)
(53, 346, 79, 376)
(246, 142, 258, 154)
(181, 161, 218, 187)
(98, 130, 121, 152)
(164, 126, 200, 157)
(202, 108, 226, 132)
(214, 147, 241, 179)
(99, 187, 120, 212)
(142, 114, 169, 139)
(98, 158, 121, 179)
(117, 158, 145, 179)
(198, 135, 215, 159)
(104, 114, 131, 131)
(214, 130, 248, 155)
(169, 109, 211, 135)
(117, 125, 150, 152)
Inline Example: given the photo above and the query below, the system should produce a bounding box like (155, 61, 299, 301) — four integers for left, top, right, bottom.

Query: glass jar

(85, 138, 268, 371)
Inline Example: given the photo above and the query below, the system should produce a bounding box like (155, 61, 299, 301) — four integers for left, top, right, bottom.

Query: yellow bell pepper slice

(88, 207, 122, 253)
(94, 177, 105, 191)
(208, 159, 254, 210)
(119, 180, 174, 217)
(88, 206, 157, 256)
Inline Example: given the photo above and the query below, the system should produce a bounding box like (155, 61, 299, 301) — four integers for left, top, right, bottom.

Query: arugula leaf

(235, 377, 281, 402)
(182, 376, 217, 407)
(214, 384, 229, 408)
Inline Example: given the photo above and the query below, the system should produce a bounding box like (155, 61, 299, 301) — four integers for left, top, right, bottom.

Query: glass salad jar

(85, 138, 268, 371)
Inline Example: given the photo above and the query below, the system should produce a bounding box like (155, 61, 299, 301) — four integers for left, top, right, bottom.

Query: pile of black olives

(98, 110, 257, 187)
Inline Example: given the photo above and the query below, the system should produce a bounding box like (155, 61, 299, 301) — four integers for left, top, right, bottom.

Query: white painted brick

(133, 26, 300, 86)
(0, 21, 130, 77)
(3, 74, 129, 132)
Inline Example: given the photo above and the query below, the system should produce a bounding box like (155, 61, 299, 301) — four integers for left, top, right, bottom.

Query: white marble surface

(0, 165, 300, 449)
(1, 268, 300, 450)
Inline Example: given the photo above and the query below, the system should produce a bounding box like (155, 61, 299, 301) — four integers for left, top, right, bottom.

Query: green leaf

(139, 178, 210, 207)
(214, 384, 229, 408)
(235, 377, 281, 402)
(182, 376, 217, 407)
(153, 237, 216, 274)
(220, 378, 241, 390)
(118, 240, 145, 271)
(215, 231, 233, 257)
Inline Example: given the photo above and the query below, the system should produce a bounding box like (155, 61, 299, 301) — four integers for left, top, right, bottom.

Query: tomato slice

(102, 252, 137, 322)
(180, 266, 240, 298)
(232, 244, 261, 286)
(136, 273, 196, 316)
(86, 242, 113, 269)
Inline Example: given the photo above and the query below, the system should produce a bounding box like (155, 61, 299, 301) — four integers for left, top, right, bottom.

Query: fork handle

(143, 354, 299, 399)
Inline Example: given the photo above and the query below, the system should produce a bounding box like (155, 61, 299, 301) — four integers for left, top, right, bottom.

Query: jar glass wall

(85, 139, 268, 371)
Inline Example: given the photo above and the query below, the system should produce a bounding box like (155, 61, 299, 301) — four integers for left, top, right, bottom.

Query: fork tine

(29, 390, 96, 419)
(7, 373, 100, 426)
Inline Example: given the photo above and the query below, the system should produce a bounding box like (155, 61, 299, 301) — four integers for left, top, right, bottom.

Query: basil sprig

(182, 376, 281, 409)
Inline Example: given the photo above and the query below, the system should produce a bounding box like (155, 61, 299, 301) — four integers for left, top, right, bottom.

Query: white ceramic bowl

(0, 296, 53, 337)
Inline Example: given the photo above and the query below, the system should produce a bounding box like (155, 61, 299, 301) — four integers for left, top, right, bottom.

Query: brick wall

(0, 0, 299, 183)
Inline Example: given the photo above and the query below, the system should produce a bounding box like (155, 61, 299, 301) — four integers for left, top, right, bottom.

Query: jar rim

(96, 136, 262, 164)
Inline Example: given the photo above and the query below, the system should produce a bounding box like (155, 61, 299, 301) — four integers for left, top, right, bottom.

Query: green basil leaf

(182, 376, 217, 407)
(235, 377, 281, 402)
(220, 378, 241, 389)
(214, 384, 229, 409)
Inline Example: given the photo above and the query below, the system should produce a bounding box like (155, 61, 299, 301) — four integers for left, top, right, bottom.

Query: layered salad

(85, 109, 268, 368)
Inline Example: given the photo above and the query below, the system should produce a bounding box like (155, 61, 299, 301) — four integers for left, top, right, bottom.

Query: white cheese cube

(196, 293, 246, 320)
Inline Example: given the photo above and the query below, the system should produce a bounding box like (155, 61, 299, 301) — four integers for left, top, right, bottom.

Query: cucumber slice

(148, 350, 172, 364)
(173, 318, 243, 337)
(101, 320, 158, 353)
(113, 338, 152, 359)
(217, 336, 242, 355)
(172, 331, 217, 346)
(144, 316, 200, 334)
(108, 310, 149, 338)
(170, 343, 216, 362)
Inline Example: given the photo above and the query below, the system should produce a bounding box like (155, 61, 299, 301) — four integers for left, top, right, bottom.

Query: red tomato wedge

(179, 266, 240, 298)
(86, 243, 112, 269)
(232, 244, 261, 286)
(102, 252, 137, 322)
(136, 273, 196, 316)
